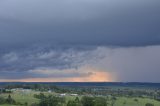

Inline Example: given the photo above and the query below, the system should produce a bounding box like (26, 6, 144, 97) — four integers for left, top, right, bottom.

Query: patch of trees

(81, 96, 94, 106)
(6, 94, 16, 104)
(0, 97, 6, 104)
(39, 95, 65, 106)
(0, 94, 15, 105)
(81, 96, 107, 106)
(2, 83, 159, 99)
(34, 93, 45, 99)
(67, 97, 80, 106)
(0, 95, 28, 106)
(34, 93, 65, 106)
(67, 96, 107, 106)
(145, 103, 154, 106)
(0, 89, 12, 93)
(34, 93, 108, 106)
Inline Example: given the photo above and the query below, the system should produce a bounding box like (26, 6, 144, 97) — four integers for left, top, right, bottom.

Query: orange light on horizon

(0, 72, 114, 82)
(0, 67, 116, 82)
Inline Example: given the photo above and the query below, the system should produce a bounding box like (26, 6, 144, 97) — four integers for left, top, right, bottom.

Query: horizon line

(0, 81, 160, 83)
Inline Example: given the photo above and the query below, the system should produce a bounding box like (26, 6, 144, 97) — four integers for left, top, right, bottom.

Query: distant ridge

(0, 82, 160, 88)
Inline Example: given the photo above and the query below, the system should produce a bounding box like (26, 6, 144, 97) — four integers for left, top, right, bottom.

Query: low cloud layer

(0, 45, 160, 82)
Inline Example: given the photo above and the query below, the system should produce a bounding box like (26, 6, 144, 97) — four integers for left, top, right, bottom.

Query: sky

(0, 0, 160, 82)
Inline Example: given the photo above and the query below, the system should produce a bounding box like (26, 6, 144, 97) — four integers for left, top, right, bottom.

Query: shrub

(81, 96, 94, 106)
(6, 94, 16, 104)
(145, 103, 154, 106)
(0, 97, 6, 104)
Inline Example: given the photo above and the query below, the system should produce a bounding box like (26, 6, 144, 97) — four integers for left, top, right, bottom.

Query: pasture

(0, 89, 160, 106)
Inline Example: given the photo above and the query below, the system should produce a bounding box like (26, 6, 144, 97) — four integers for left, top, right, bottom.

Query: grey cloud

(0, 46, 100, 72)
(0, 45, 160, 82)
(0, 0, 160, 82)
(2, 52, 18, 63)
(0, 0, 160, 48)
(0, 69, 93, 79)
(91, 46, 160, 82)
(0, 45, 103, 79)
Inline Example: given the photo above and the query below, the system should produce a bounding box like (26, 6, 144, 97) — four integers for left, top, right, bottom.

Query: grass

(0, 90, 39, 106)
(0, 90, 160, 106)
(113, 97, 160, 106)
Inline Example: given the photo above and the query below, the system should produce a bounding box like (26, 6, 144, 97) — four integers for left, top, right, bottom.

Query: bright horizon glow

(0, 68, 115, 82)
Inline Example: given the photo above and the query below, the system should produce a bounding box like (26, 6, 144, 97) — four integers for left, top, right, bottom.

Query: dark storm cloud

(0, 0, 160, 82)
(0, 46, 100, 72)
(0, 0, 160, 48)
(1, 45, 160, 82)
(0, 46, 103, 79)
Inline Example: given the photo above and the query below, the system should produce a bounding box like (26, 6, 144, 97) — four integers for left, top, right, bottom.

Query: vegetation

(0, 83, 160, 106)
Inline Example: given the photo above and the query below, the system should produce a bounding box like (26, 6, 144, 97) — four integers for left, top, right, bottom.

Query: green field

(0, 91, 39, 106)
(0, 90, 160, 106)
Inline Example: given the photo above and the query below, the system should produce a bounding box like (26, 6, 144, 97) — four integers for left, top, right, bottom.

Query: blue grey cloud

(0, 45, 103, 80)
(0, 45, 100, 72)
(0, 0, 160, 82)
(0, 45, 160, 82)
(0, 0, 160, 48)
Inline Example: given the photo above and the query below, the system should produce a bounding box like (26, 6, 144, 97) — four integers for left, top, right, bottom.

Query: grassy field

(113, 97, 160, 106)
(0, 91, 160, 106)
(0, 90, 39, 106)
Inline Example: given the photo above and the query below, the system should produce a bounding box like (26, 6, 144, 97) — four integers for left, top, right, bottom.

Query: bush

(6, 94, 16, 104)
(39, 95, 65, 106)
(145, 103, 154, 106)
(67, 100, 80, 106)
(94, 97, 107, 106)
(0, 97, 6, 104)
(34, 93, 45, 99)
(81, 96, 94, 106)
(24, 102, 28, 106)
(75, 97, 80, 103)
(134, 98, 138, 102)
(31, 103, 38, 106)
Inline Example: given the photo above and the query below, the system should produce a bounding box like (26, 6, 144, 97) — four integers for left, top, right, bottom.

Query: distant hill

(0, 82, 160, 89)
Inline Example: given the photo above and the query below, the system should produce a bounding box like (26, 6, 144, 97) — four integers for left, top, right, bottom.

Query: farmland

(0, 82, 160, 106)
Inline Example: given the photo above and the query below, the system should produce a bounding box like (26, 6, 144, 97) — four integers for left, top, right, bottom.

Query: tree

(81, 96, 94, 106)
(145, 103, 154, 106)
(123, 101, 126, 106)
(34, 93, 45, 99)
(75, 97, 80, 103)
(24, 102, 28, 106)
(31, 103, 38, 106)
(134, 98, 138, 102)
(67, 100, 78, 106)
(39, 95, 65, 106)
(6, 94, 16, 104)
(94, 97, 107, 106)
(111, 96, 116, 106)
(0, 97, 5, 104)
